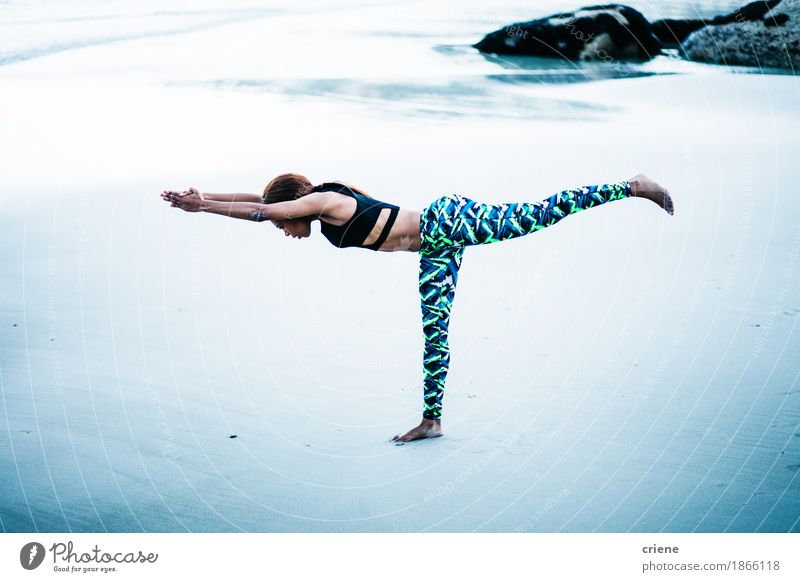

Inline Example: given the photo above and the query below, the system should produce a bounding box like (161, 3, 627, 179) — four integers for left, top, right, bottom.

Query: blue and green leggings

(417, 180, 632, 420)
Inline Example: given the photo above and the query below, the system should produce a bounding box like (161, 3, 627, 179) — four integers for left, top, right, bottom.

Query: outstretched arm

(162, 188, 331, 222)
(202, 199, 275, 222)
(201, 192, 263, 203)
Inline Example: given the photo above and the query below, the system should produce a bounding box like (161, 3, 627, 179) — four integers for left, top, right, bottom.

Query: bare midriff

(365, 207, 421, 252)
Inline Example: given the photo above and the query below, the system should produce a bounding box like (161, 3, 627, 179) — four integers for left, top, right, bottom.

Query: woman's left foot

(629, 174, 675, 215)
(391, 418, 443, 443)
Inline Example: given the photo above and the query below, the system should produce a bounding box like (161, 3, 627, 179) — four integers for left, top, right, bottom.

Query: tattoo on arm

(249, 208, 270, 222)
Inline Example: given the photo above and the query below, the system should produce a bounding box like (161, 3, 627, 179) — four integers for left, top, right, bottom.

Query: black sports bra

(316, 182, 400, 251)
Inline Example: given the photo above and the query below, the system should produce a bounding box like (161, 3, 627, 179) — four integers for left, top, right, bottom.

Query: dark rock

(473, 4, 662, 61)
(726, 0, 784, 21)
(682, 0, 799, 69)
(652, 0, 782, 47)
(764, 12, 790, 24)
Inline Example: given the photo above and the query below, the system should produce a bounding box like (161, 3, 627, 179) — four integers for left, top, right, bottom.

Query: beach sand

(1, 0, 798, 532)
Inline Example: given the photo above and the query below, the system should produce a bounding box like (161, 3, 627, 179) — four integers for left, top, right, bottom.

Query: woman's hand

(161, 187, 206, 212)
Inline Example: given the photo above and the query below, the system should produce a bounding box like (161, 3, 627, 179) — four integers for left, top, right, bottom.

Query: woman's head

(263, 173, 315, 204)
(263, 172, 315, 239)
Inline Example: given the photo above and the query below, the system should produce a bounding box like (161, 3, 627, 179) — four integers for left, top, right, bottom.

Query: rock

(473, 4, 662, 61)
(765, 12, 791, 25)
(681, 0, 800, 69)
(652, 0, 782, 47)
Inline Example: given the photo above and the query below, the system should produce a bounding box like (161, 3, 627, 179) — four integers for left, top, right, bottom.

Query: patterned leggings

(417, 181, 632, 420)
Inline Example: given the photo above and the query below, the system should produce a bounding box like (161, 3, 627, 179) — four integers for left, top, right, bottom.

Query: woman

(161, 173, 674, 442)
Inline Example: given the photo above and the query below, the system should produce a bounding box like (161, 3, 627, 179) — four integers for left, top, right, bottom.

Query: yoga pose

(161, 174, 674, 442)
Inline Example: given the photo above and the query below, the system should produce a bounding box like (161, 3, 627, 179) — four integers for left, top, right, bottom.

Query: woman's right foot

(629, 174, 675, 215)
(390, 418, 443, 444)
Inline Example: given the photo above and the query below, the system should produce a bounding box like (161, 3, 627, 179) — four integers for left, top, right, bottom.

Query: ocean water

(1, 0, 747, 70)
(0, 0, 758, 128)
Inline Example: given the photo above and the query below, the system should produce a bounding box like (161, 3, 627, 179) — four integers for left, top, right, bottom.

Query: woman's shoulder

(311, 190, 357, 225)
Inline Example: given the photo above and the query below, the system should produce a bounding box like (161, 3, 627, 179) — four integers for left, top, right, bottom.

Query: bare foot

(390, 418, 443, 444)
(629, 174, 675, 216)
